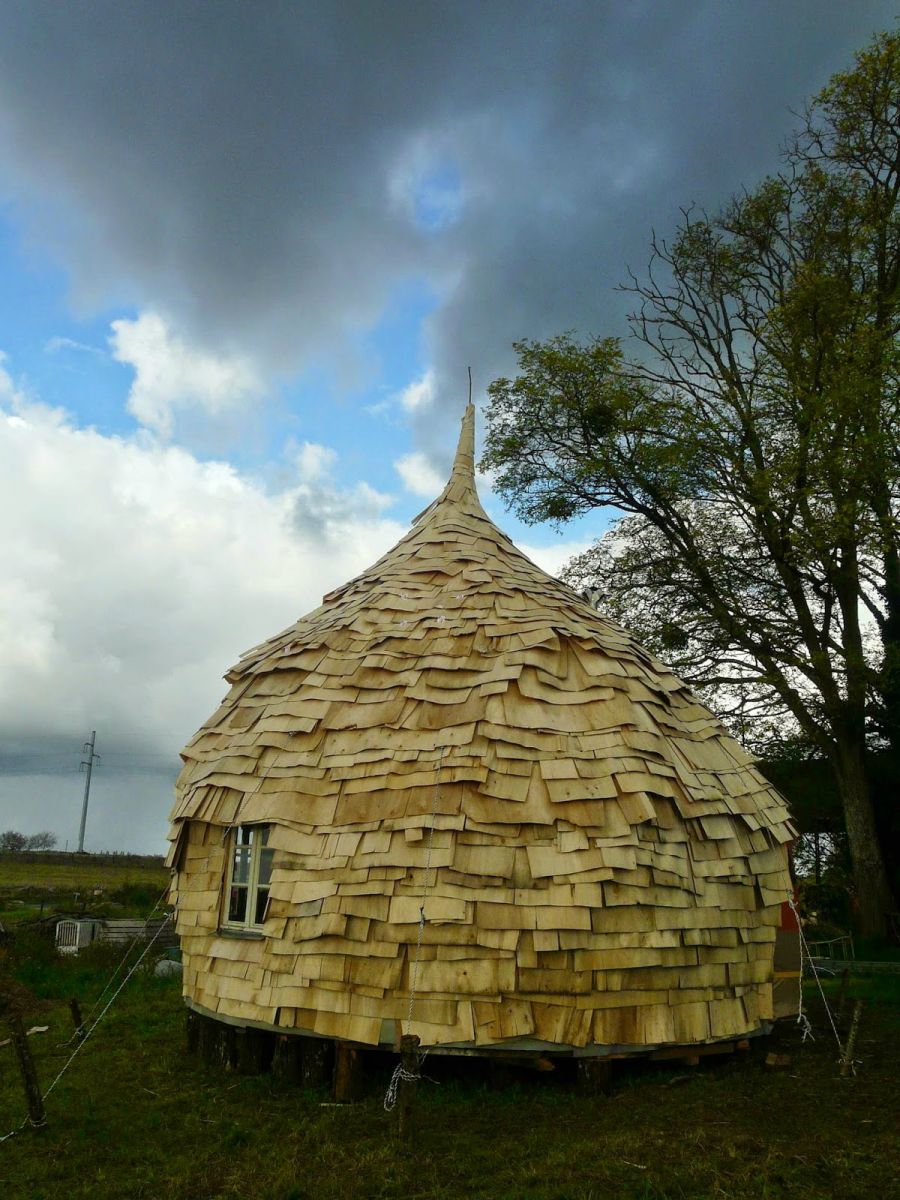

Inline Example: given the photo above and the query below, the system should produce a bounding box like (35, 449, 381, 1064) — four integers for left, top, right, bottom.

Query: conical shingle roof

(169, 405, 794, 1051)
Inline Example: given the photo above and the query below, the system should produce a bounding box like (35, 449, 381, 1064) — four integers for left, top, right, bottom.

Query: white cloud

(0, 351, 24, 404)
(295, 441, 337, 482)
(110, 311, 264, 437)
(397, 370, 435, 413)
(388, 134, 464, 233)
(515, 539, 594, 579)
(0, 377, 405, 767)
(394, 450, 444, 498)
(44, 335, 105, 358)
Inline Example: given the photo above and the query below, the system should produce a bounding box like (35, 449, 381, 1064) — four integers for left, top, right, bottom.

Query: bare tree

(25, 831, 57, 851)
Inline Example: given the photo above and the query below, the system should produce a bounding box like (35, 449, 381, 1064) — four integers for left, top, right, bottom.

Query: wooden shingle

(169, 403, 795, 1052)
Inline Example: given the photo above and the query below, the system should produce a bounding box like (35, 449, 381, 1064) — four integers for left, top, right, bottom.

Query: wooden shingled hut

(168, 403, 797, 1063)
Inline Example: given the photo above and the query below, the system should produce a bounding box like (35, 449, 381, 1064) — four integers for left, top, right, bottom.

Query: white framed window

(223, 824, 275, 930)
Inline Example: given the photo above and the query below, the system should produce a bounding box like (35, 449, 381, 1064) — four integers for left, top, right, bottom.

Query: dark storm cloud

(0, 0, 893, 443)
(0, 734, 178, 852)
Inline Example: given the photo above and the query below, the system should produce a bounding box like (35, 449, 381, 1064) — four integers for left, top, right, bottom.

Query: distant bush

(26, 831, 58, 850)
(112, 883, 161, 914)
(0, 830, 58, 851)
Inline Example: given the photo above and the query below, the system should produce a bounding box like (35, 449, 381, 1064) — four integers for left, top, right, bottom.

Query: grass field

(0, 854, 168, 895)
(0, 936, 898, 1200)
(0, 855, 170, 930)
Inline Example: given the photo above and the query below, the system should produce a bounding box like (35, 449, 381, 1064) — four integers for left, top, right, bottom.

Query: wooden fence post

(397, 1033, 420, 1141)
(9, 1016, 46, 1132)
(69, 997, 86, 1042)
(839, 1000, 863, 1078)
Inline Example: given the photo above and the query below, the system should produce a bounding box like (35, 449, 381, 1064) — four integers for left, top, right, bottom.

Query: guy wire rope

(0, 914, 173, 1144)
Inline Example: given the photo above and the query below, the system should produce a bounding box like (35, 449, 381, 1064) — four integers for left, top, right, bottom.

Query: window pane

(232, 846, 251, 884)
(228, 885, 248, 923)
(254, 887, 270, 925)
(236, 825, 253, 846)
(258, 847, 275, 886)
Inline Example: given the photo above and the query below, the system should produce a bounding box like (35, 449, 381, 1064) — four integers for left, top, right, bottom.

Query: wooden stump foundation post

(194, 1013, 236, 1069)
(196, 1013, 214, 1062)
(840, 1000, 864, 1078)
(301, 1037, 332, 1090)
(186, 1010, 202, 1056)
(333, 1042, 364, 1102)
(397, 1033, 420, 1141)
(214, 1022, 237, 1071)
(235, 1027, 271, 1075)
(9, 1016, 46, 1132)
(272, 1035, 304, 1085)
(577, 1056, 614, 1094)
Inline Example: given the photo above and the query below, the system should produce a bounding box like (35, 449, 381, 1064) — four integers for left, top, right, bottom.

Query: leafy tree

(0, 830, 27, 852)
(25, 831, 57, 851)
(482, 33, 900, 937)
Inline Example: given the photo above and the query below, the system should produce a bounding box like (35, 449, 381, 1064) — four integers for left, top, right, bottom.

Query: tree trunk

(832, 737, 893, 938)
(877, 535, 900, 754)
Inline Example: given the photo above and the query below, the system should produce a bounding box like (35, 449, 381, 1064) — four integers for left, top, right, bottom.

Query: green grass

(0, 943, 898, 1200)
(0, 855, 170, 930)
(817, 971, 900, 1006)
(0, 857, 169, 894)
(853, 937, 900, 964)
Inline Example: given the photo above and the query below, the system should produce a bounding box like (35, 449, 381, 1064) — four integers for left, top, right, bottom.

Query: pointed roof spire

(412, 400, 484, 524)
(446, 400, 476, 498)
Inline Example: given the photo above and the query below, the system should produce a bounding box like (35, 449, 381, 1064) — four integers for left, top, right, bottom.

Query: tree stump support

(272, 1034, 304, 1085)
(577, 1056, 614, 1094)
(194, 1013, 236, 1069)
(301, 1036, 332, 1090)
(333, 1042, 364, 1102)
(235, 1026, 272, 1075)
(9, 1016, 46, 1132)
(186, 1009, 202, 1056)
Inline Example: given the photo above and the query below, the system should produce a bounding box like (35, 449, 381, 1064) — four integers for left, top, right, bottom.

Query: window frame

(221, 823, 274, 932)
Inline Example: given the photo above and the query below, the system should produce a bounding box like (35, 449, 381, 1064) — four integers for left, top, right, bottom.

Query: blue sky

(0, 176, 610, 543)
(0, 2, 893, 852)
